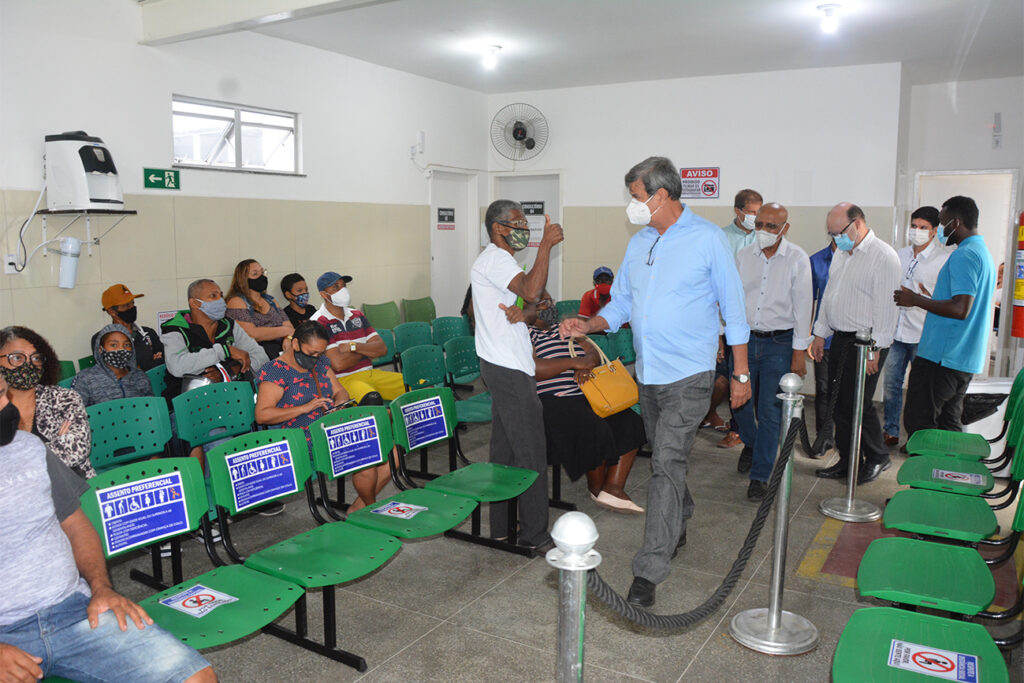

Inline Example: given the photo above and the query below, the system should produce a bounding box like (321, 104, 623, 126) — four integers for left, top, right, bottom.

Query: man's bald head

(757, 202, 788, 226)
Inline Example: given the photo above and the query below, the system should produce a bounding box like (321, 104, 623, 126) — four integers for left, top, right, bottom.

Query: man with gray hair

(560, 156, 750, 607)
(471, 199, 563, 555)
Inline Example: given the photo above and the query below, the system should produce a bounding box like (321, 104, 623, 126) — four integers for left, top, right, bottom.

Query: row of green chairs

(57, 356, 97, 385)
(363, 297, 437, 329)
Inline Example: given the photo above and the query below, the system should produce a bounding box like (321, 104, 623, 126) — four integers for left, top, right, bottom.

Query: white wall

(486, 62, 903, 209)
(0, 0, 488, 204)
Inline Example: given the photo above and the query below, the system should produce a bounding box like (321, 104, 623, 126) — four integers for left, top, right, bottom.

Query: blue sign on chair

(225, 440, 299, 511)
(97, 471, 189, 554)
(322, 416, 386, 478)
(401, 395, 449, 450)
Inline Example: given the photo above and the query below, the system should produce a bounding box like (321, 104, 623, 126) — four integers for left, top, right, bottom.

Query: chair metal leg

(443, 497, 534, 557)
(549, 464, 577, 511)
(262, 589, 369, 672)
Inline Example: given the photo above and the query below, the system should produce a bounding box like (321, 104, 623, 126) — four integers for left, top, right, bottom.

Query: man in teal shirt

(895, 196, 995, 436)
(721, 188, 763, 255)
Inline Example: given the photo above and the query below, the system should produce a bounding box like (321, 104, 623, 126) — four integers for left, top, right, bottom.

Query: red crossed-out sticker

(182, 594, 217, 609)
(911, 651, 955, 673)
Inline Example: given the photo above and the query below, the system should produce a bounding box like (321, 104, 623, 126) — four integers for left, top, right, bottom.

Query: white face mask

(330, 288, 351, 308)
(626, 194, 659, 226)
(908, 227, 932, 246)
(742, 213, 757, 231)
(754, 229, 780, 250)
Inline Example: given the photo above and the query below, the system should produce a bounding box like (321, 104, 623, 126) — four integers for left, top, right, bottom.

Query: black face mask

(0, 402, 20, 446)
(293, 349, 319, 371)
(118, 307, 138, 325)
(248, 275, 268, 292)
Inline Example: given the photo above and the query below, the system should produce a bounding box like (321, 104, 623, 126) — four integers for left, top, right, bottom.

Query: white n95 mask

(755, 229, 780, 250)
(330, 288, 351, 308)
(626, 195, 657, 226)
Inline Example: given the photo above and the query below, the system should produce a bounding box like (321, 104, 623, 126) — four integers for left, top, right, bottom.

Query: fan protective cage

(490, 103, 549, 161)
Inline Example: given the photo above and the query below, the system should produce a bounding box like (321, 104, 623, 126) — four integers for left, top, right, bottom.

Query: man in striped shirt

(809, 203, 901, 485)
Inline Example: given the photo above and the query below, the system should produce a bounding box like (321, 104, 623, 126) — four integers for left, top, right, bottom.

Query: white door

(492, 174, 562, 301)
(429, 171, 476, 317)
(915, 170, 1019, 375)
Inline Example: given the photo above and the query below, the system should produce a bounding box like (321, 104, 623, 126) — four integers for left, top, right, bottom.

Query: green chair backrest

(432, 316, 471, 347)
(371, 328, 397, 367)
(146, 364, 168, 399)
(206, 428, 311, 516)
(394, 322, 433, 355)
(1005, 366, 1024, 421)
(402, 296, 436, 323)
(78, 354, 96, 370)
(400, 345, 446, 389)
(608, 328, 635, 364)
(87, 397, 173, 471)
(58, 360, 76, 381)
(555, 300, 581, 320)
(390, 386, 457, 453)
(58, 376, 75, 389)
(443, 336, 480, 384)
(309, 406, 392, 480)
(80, 457, 206, 559)
(362, 301, 401, 330)
(587, 334, 612, 357)
(171, 381, 255, 448)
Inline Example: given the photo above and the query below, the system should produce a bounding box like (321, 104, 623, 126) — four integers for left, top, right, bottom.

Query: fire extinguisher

(1012, 210, 1024, 338)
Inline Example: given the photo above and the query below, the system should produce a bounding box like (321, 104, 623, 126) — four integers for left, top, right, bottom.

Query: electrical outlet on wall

(4, 254, 17, 274)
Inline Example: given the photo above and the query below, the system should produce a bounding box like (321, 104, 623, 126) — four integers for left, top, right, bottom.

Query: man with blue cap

(579, 266, 615, 319)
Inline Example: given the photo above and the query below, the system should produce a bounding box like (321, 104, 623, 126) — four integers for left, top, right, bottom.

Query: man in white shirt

(809, 203, 901, 484)
(732, 203, 812, 501)
(882, 206, 949, 446)
(471, 199, 563, 555)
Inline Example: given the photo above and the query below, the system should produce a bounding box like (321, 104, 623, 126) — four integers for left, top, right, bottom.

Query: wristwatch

(349, 342, 358, 352)
(732, 373, 749, 384)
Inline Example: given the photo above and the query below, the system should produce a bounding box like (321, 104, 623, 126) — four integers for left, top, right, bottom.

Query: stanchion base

(818, 496, 881, 522)
(729, 608, 819, 656)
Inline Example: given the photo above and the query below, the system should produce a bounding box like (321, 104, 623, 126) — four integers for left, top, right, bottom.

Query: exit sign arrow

(143, 168, 180, 190)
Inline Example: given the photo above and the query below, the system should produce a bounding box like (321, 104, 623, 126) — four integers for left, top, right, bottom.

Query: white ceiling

(253, 0, 1024, 94)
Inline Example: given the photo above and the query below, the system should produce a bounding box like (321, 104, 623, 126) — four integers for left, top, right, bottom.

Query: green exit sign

(144, 168, 180, 190)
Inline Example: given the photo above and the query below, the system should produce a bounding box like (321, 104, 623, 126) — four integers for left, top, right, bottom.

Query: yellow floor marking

(795, 517, 856, 588)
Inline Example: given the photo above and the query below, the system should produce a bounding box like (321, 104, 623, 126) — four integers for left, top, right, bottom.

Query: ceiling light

(482, 45, 501, 70)
(818, 3, 840, 34)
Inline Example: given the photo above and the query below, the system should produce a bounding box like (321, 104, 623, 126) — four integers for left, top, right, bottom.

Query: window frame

(171, 94, 304, 176)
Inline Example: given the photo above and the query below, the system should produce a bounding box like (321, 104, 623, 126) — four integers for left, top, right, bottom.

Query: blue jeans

(883, 340, 917, 438)
(732, 331, 793, 482)
(0, 591, 210, 682)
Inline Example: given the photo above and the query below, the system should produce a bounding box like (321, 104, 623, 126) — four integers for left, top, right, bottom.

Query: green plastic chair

(77, 354, 96, 370)
(832, 607, 1008, 682)
(609, 327, 636, 364)
(58, 375, 75, 389)
(586, 334, 612, 358)
(402, 296, 436, 323)
(58, 360, 76, 381)
(443, 335, 482, 386)
(432, 316, 471, 348)
(87, 397, 173, 472)
(171, 381, 255, 448)
(371, 328, 398, 370)
(391, 387, 538, 555)
(205, 428, 403, 671)
(79, 458, 305, 659)
(362, 301, 401, 330)
(146, 363, 168, 399)
(555, 299, 581, 320)
(400, 344, 446, 391)
(394, 322, 433, 356)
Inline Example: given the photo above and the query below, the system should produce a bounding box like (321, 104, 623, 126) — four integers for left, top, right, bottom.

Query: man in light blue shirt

(561, 156, 750, 608)
(896, 195, 995, 436)
(721, 188, 763, 256)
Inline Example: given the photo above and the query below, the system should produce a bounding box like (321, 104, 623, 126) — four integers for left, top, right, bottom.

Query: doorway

(429, 170, 477, 317)
(492, 173, 563, 301)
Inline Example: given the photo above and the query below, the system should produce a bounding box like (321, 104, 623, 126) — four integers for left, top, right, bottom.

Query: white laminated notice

(371, 501, 428, 519)
(159, 584, 238, 618)
(887, 639, 978, 682)
(931, 469, 985, 486)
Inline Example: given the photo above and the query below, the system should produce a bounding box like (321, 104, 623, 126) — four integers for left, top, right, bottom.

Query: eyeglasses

(754, 221, 786, 232)
(826, 218, 855, 238)
(498, 220, 529, 230)
(0, 352, 45, 367)
(646, 234, 662, 266)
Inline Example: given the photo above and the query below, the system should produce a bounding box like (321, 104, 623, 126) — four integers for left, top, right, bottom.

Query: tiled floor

(108, 403, 1024, 682)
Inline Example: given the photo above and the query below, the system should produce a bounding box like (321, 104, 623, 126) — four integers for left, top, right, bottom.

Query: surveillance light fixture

(482, 45, 501, 70)
(818, 3, 840, 34)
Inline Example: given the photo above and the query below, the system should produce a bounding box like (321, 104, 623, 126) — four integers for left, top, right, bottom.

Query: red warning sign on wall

(679, 167, 720, 199)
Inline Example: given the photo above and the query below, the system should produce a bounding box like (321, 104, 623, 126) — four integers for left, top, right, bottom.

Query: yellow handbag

(568, 336, 639, 418)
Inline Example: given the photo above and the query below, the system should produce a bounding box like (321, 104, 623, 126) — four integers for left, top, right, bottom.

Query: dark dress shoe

(747, 479, 767, 501)
(737, 446, 753, 473)
(671, 530, 687, 559)
(884, 434, 899, 447)
(857, 459, 891, 485)
(627, 577, 656, 608)
(815, 463, 848, 479)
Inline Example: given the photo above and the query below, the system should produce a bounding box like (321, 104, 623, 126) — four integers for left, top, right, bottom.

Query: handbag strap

(567, 336, 611, 366)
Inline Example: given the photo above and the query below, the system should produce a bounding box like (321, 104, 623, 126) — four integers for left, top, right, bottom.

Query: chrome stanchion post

(546, 511, 601, 682)
(730, 373, 819, 655)
(819, 329, 882, 522)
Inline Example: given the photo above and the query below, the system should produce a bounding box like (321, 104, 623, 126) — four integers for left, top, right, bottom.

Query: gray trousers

(632, 371, 714, 584)
(479, 359, 551, 547)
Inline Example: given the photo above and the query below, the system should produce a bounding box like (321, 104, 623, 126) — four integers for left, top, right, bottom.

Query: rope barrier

(585, 417, 803, 630)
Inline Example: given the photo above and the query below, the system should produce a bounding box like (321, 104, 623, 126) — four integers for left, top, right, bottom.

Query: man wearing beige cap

(95, 284, 163, 370)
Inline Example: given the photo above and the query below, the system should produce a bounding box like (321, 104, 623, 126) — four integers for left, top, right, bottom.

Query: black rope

(797, 342, 848, 458)
(586, 417, 803, 630)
